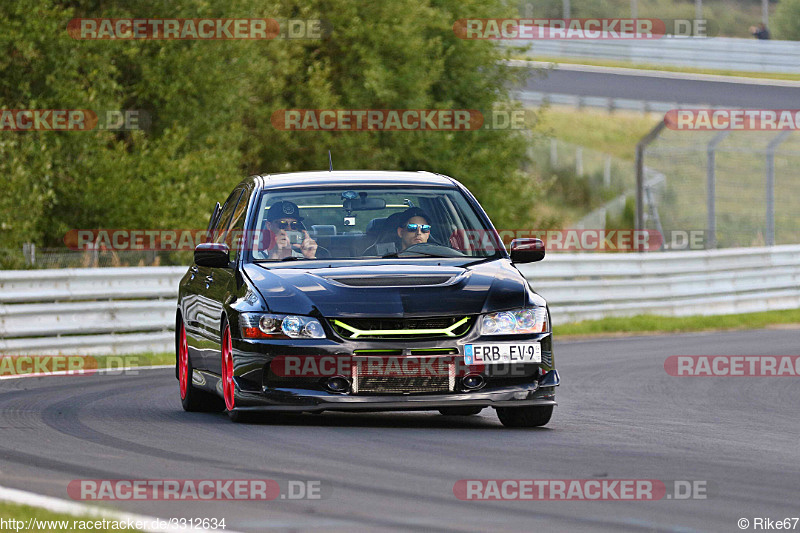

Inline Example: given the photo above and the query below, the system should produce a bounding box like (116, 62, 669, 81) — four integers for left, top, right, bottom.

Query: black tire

(178, 319, 223, 412)
(496, 405, 553, 428)
(439, 406, 484, 416)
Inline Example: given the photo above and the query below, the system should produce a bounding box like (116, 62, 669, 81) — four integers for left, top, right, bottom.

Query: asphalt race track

(1, 328, 798, 532)
(524, 66, 800, 108)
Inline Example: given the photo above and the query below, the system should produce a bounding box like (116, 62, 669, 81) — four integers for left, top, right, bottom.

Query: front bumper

(227, 369, 560, 413)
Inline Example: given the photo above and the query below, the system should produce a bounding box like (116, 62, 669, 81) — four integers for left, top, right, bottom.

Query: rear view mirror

(343, 197, 386, 211)
(195, 242, 231, 268)
(510, 238, 545, 263)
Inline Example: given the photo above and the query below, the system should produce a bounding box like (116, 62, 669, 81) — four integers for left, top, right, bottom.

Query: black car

(176, 171, 559, 426)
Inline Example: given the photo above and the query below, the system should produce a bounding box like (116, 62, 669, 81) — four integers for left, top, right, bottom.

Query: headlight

(479, 308, 548, 335)
(240, 313, 326, 339)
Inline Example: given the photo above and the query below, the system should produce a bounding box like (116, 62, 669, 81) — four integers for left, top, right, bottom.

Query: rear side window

(212, 188, 243, 244)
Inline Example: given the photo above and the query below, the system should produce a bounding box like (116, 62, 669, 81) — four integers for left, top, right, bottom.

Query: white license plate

(464, 343, 541, 365)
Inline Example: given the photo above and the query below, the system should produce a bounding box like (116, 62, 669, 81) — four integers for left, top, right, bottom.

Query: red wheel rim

(179, 322, 189, 399)
(222, 326, 235, 411)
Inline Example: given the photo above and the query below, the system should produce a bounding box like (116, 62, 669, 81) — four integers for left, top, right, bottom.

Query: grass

(0, 352, 173, 378)
(518, 55, 800, 82)
(0, 501, 143, 532)
(534, 107, 661, 161)
(93, 351, 173, 369)
(554, 308, 800, 337)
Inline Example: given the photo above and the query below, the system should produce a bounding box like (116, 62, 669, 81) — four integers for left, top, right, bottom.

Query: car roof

(253, 170, 458, 190)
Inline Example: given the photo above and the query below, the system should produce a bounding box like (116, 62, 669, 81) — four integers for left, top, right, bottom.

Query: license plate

(464, 343, 541, 365)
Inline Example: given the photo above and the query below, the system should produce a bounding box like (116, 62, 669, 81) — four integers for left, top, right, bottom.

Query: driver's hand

(300, 231, 317, 259)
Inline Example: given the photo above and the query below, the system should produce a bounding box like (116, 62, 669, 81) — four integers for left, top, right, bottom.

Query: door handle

(189, 266, 198, 279)
(205, 275, 214, 288)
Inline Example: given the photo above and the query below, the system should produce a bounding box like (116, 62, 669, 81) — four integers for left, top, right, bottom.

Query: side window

(213, 188, 243, 244)
(227, 186, 252, 258)
(205, 202, 221, 237)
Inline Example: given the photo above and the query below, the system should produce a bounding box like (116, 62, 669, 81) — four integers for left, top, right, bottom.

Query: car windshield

(247, 185, 503, 261)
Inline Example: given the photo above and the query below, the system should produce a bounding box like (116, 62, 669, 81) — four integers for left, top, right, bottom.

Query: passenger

(396, 207, 432, 252)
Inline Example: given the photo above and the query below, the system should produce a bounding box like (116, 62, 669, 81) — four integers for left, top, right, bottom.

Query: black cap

(267, 201, 304, 222)
(396, 207, 430, 226)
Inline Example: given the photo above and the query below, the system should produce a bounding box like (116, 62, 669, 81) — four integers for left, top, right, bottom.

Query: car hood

(243, 260, 532, 318)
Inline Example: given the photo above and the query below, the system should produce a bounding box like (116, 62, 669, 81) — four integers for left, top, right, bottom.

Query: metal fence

(637, 126, 800, 249)
(527, 138, 637, 228)
(3, 246, 799, 354)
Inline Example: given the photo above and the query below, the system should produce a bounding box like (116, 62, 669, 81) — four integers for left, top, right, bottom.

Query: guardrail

(517, 90, 678, 113)
(2, 245, 799, 354)
(0, 267, 185, 355)
(519, 245, 800, 323)
(507, 36, 800, 74)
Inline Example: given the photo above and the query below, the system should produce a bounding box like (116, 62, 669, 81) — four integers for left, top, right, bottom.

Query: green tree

(1, 0, 543, 266)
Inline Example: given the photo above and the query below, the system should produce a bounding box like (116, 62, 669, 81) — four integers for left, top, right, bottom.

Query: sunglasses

(274, 220, 302, 230)
(405, 223, 431, 233)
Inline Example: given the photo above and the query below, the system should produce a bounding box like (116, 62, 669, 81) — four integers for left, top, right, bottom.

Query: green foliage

(773, 0, 800, 40)
(1, 0, 545, 264)
(605, 196, 636, 230)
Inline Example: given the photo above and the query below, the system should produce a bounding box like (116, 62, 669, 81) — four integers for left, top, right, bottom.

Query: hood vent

(325, 275, 454, 287)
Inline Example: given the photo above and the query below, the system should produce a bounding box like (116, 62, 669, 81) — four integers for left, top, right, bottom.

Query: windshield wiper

(382, 250, 460, 259)
(459, 252, 502, 268)
(252, 256, 304, 263)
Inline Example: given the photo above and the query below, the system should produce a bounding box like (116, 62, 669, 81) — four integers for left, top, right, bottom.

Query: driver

(264, 201, 317, 259)
(396, 207, 432, 252)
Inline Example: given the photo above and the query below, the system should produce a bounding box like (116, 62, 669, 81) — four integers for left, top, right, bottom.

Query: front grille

(355, 375, 450, 394)
(331, 316, 473, 340)
(352, 356, 455, 394)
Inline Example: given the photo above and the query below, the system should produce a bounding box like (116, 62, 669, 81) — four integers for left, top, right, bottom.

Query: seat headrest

(366, 217, 388, 235)
(310, 224, 336, 236)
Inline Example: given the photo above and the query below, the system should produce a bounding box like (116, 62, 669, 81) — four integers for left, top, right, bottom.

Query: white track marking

(0, 365, 172, 381)
(0, 484, 245, 532)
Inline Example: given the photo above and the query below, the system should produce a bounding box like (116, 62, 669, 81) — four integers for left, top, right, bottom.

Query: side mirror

(509, 238, 545, 263)
(194, 242, 231, 268)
